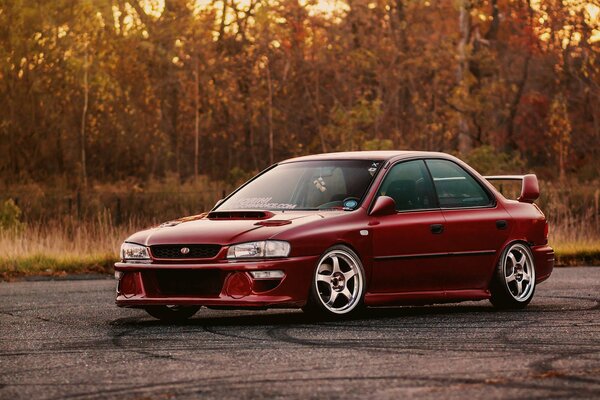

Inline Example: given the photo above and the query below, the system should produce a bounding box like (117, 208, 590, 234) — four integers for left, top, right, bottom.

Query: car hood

(126, 210, 345, 246)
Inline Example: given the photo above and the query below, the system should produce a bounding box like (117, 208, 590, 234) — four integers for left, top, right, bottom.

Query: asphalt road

(1, 268, 599, 400)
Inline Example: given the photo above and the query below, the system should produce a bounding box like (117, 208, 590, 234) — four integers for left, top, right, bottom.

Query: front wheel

(303, 245, 366, 317)
(144, 305, 200, 322)
(490, 242, 536, 309)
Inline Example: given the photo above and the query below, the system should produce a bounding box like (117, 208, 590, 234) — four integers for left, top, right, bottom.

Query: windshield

(218, 160, 382, 211)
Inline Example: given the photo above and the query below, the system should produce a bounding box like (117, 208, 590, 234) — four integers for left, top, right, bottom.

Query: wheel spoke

(326, 290, 339, 307)
(516, 280, 523, 296)
(331, 256, 341, 273)
(343, 269, 357, 281)
(317, 274, 331, 284)
(340, 287, 352, 302)
(319, 263, 332, 274)
(507, 252, 517, 268)
(522, 272, 531, 282)
(506, 273, 516, 283)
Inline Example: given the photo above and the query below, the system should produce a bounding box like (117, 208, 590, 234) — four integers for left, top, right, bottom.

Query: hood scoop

(158, 213, 208, 228)
(207, 210, 274, 220)
(254, 220, 292, 227)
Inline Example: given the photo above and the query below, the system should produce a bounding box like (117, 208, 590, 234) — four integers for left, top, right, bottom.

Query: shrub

(362, 139, 394, 151)
(0, 199, 24, 232)
(464, 145, 525, 175)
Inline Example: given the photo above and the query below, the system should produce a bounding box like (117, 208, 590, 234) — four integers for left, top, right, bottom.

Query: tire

(490, 242, 536, 309)
(303, 245, 366, 317)
(144, 305, 200, 322)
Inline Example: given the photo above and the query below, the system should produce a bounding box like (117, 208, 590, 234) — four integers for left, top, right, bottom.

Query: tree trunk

(315, 69, 326, 153)
(266, 56, 274, 165)
(456, 0, 472, 154)
(194, 55, 200, 183)
(80, 45, 89, 188)
(506, 56, 530, 151)
(505, 0, 532, 152)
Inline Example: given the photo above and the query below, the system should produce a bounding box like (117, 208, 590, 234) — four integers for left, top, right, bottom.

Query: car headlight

(227, 240, 291, 259)
(120, 242, 151, 262)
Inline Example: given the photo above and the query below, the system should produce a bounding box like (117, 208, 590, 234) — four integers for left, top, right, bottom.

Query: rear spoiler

(484, 174, 539, 203)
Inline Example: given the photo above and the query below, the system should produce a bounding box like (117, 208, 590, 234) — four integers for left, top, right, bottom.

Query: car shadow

(110, 302, 512, 328)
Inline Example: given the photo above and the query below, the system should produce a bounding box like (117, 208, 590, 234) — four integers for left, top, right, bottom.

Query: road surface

(1, 268, 599, 399)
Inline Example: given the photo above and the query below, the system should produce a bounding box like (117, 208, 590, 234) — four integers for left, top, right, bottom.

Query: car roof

(280, 150, 452, 163)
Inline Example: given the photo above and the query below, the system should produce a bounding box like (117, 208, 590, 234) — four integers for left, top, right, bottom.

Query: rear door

(369, 160, 449, 293)
(425, 159, 511, 290)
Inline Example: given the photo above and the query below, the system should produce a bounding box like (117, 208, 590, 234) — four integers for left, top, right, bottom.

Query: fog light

(117, 272, 139, 296)
(115, 271, 123, 280)
(225, 272, 252, 298)
(249, 270, 285, 280)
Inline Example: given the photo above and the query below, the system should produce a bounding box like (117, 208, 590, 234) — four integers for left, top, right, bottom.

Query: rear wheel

(303, 245, 365, 317)
(490, 242, 536, 309)
(144, 305, 200, 322)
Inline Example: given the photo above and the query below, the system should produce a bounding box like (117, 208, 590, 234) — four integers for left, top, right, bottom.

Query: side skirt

(364, 289, 491, 306)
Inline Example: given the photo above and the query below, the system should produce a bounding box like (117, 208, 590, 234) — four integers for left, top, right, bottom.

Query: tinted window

(218, 160, 381, 211)
(426, 159, 492, 208)
(377, 160, 437, 211)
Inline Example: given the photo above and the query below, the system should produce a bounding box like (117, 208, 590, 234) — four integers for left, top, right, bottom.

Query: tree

(0, 0, 598, 187)
(547, 93, 572, 181)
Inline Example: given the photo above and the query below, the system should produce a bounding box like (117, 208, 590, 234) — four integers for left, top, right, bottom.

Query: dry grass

(0, 212, 146, 279)
(552, 225, 600, 265)
(1, 191, 599, 279)
(0, 214, 128, 257)
(548, 214, 600, 266)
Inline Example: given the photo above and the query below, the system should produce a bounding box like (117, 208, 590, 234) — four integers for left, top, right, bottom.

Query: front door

(369, 160, 449, 293)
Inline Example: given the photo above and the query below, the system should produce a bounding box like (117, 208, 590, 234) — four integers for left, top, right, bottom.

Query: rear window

(426, 159, 493, 208)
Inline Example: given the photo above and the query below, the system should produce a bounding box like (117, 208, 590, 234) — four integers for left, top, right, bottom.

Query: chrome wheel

(502, 243, 535, 302)
(314, 248, 364, 314)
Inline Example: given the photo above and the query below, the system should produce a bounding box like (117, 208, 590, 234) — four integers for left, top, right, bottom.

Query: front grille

(150, 244, 221, 259)
(143, 269, 223, 296)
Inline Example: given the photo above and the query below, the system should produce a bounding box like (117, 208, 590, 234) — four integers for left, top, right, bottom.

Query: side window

(377, 160, 437, 211)
(425, 159, 493, 208)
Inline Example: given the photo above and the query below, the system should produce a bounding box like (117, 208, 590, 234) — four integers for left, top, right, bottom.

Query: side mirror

(518, 174, 539, 203)
(369, 196, 397, 217)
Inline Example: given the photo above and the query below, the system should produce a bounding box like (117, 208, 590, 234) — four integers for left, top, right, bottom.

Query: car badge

(180, 247, 190, 255)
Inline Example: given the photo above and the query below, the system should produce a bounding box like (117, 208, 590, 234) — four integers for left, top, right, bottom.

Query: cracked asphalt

(1, 267, 599, 400)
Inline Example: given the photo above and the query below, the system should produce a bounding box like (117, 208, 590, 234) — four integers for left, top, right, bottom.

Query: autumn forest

(1, 0, 599, 189)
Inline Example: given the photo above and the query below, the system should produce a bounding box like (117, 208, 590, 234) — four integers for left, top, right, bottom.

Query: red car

(115, 151, 554, 321)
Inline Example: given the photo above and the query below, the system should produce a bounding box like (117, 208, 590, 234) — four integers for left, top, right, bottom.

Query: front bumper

(114, 255, 318, 309)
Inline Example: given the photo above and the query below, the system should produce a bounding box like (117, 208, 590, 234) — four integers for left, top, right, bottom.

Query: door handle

(496, 220, 508, 230)
(430, 224, 444, 234)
